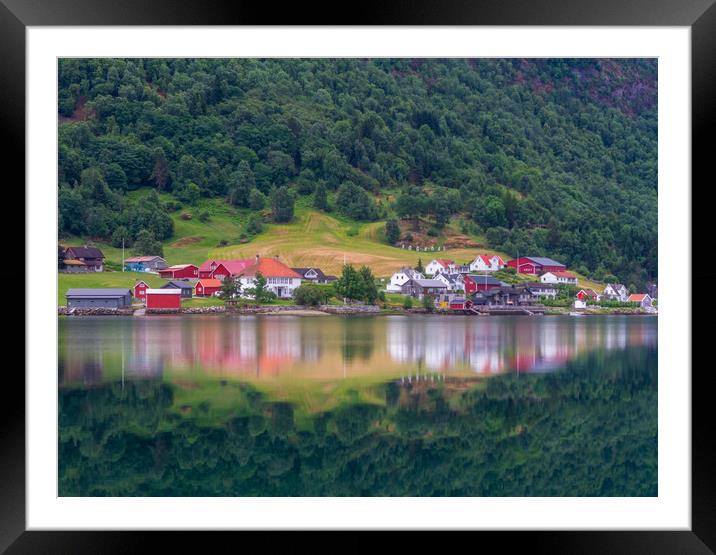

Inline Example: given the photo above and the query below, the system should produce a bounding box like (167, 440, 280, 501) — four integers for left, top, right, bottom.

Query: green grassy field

(60, 191, 606, 293)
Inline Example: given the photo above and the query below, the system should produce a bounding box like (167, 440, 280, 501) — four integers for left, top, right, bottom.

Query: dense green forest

(58, 58, 657, 286)
(59, 347, 657, 496)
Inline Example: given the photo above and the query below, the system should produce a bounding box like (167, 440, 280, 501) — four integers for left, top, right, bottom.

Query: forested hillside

(58, 58, 657, 287)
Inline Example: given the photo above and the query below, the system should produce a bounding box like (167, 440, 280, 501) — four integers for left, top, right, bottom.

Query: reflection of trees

(59, 347, 656, 497)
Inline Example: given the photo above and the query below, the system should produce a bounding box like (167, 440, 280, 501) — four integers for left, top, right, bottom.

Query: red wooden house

(158, 264, 199, 279)
(576, 289, 600, 302)
(133, 281, 149, 302)
(506, 257, 566, 274)
(196, 279, 222, 297)
(198, 259, 253, 279)
(463, 274, 502, 295)
(146, 288, 181, 309)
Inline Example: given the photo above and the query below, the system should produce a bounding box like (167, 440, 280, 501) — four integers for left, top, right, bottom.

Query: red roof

(434, 259, 455, 268)
(197, 279, 222, 288)
(550, 271, 576, 279)
(627, 294, 648, 302)
(199, 259, 254, 275)
(241, 258, 301, 278)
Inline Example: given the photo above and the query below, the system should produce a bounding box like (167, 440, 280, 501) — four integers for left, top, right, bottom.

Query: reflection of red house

(196, 279, 222, 297)
(159, 264, 199, 279)
(134, 281, 149, 302)
(507, 257, 566, 275)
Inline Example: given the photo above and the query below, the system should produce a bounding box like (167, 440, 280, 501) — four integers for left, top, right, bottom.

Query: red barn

(133, 281, 149, 302)
(506, 257, 566, 274)
(463, 274, 502, 295)
(159, 264, 199, 279)
(145, 288, 181, 309)
(196, 279, 222, 297)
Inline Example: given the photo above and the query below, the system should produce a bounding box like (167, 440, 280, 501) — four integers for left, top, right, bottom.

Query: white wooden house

(425, 259, 455, 276)
(468, 254, 505, 273)
(387, 267, 424, 292)
(603, 283, 629, 301)
(540, 271, 578, 285)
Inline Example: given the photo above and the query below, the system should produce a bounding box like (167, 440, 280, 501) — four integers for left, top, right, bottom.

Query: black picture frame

(6, 0, 711, 551)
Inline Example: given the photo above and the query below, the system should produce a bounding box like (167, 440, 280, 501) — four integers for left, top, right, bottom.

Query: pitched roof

(66, 288, 131, 297)
(125, 256, 165, 263)
(199, 259, 253, 273)
(473, 255, 493, 266)
(197, 279, 222, 288)
(241, 258, 301, 278)
(65, 246, 105, 259)
(627, 294, 649, 302)
(291, 267, 328, 280)
(432, 259, 454, 267)
(579, 288, 599, 298)
(412, 279, 448, 288)
(163, 264, 198, 270)
(527, 256, 565, 267)
(162, 281, 194, 290)
(465, 274, 502, 285)
(546, 271, 576, 279)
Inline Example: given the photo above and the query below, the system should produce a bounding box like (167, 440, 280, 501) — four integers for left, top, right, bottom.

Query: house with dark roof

(434, 272, 464, 292)
(401, 278, 448, 299)
(291, 267, 337, 284)
(66, 288, 132, 309)
(603, 283, 629, 302)
(62, 246, 105, 272)
(525, 283, 557, 299)
(463, 274, 502, 295)
(161, 280, 194, 298)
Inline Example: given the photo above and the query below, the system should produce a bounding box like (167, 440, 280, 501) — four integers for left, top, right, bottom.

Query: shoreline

(57, 305, 657, 317)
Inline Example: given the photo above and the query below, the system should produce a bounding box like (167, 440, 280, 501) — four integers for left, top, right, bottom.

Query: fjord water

(59, 315, 657, 496)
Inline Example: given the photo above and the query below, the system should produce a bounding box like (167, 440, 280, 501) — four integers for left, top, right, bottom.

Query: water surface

(58, 315, 657, 496)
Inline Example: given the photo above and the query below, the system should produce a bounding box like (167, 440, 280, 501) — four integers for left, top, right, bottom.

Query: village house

(507, 256, 566, 275)
(434, 272, 465, 292)
(291, 267, 337, 284)
(145, 288, 182, 310)
(238, 256, 303, 299)
(198, 259, 253, 279)
(525, 283, 557, 299)
(158, 264, 199, 280)
(576, 288, 601, 302)
(627, 293, 654, 309)
(468, 254, 506, 273)
(603, 283, 629, 301)
(401, 278, 448, 299)
(195, 279, 222, 297)
(124, 256, 168, 273)
(66, 288, 132, 309)
(463, 274, 502, 295)
(386, 267, 424, 293)
(540, 271, 578, 286)
(62, 246, 105, 272)
(472, 285, 534, 307)
(161, 280, 194, 299)
(425, 259, 456, 276)
(133, 281, 150, 303)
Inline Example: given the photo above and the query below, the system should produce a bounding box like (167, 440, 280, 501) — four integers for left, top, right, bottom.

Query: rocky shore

(58, 306, 134, 316)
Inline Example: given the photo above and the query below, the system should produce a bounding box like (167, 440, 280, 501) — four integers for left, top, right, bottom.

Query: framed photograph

(8, 0, 710, 551)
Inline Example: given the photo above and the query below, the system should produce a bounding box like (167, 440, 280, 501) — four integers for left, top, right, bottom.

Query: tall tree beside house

(270, 185, 295, 223)
(219, 277, 241, 300)
(132, 229, 163, 257)
(358, 266, 379, 304)
(249, 271, 273, 303)
(334, 264, 365, 303)
(415, 258, 425, 274)
(385, 218, 400, 245)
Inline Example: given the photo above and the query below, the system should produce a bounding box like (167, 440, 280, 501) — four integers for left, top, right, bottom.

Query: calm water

(59, 315, 657, 496)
